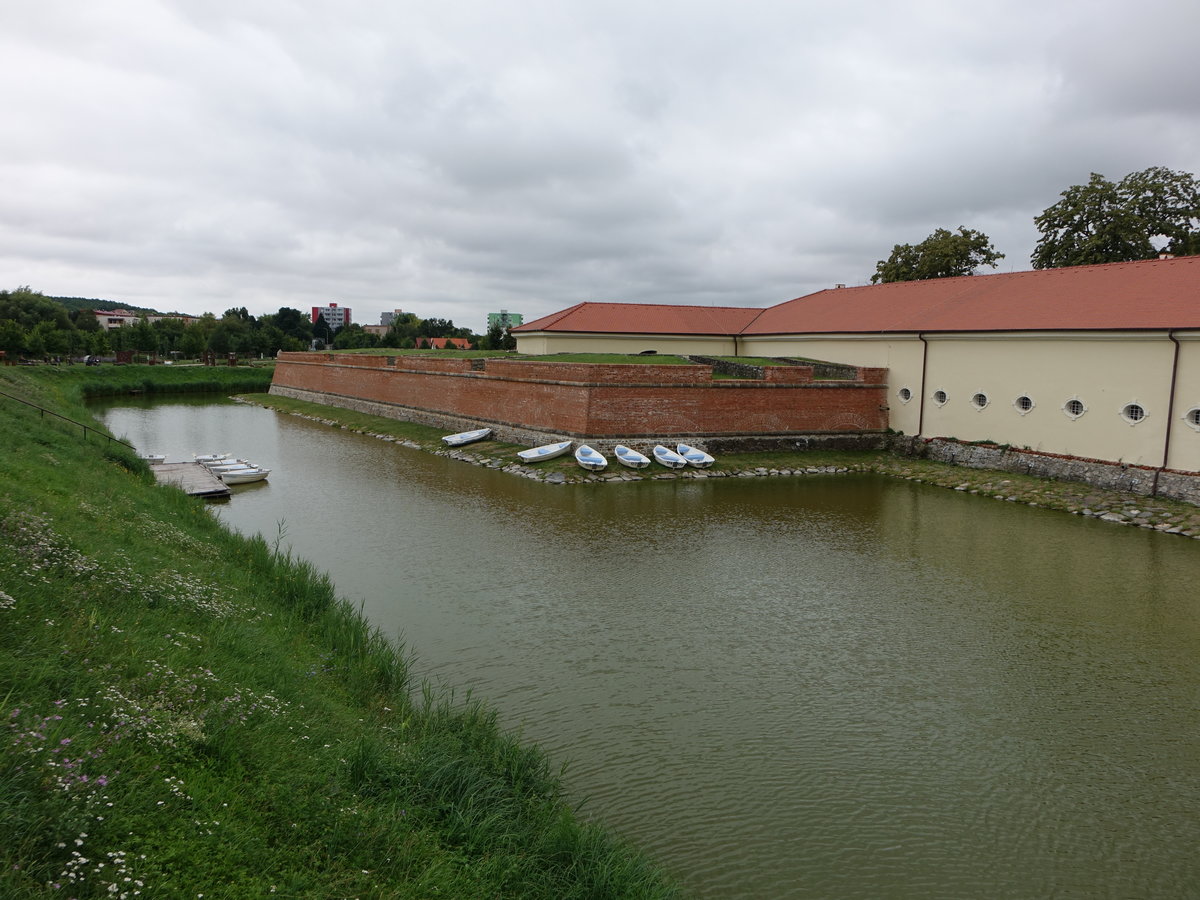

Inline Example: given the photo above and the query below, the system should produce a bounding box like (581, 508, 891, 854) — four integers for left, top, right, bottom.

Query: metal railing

(0, 388, 135, 449)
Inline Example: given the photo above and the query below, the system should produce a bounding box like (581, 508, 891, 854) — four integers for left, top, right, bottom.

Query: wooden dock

(152, 462, 232, 498)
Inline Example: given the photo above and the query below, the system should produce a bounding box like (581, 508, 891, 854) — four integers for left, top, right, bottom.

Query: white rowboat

(442, 428, 492, 446)
(194, 453, 229, 464)
(219, 467, 270, 485)
(676, 443, 715, 468)
(574, 445, 608, 471)
(613, 445, 650, 468)
(517, 440, 573, 463)
(652, 445, 688, 469)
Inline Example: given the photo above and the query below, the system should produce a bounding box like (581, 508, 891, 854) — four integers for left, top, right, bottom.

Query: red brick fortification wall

(270, 354, 889, 438)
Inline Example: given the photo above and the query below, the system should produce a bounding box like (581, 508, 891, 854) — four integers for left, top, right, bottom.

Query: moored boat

(613, 444, 650, 469)
(652, 444, 688, 469)
(200, 458, 254, 471)
(218, 467, 270, 485)
(139, 453, 166, 464)
(442, 427, 492, 447)
(574, 444, 608, 471)
(194, 453, 229, 464)
(676, 443, 715, 468)
(517, 440, 573, 463)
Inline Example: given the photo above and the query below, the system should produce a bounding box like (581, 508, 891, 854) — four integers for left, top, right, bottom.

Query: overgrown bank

(0, 366, 679, 898)
(250, 392, 1200, 539)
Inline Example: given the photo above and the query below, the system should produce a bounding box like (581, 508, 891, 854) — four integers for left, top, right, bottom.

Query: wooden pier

(152, 462, 231, 498)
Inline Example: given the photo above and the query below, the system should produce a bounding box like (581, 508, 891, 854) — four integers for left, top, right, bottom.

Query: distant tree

(416, 317, 456, 338)
(71, 309, 101, 332)
(0, 319, 26, 354)
(482, 322, 505, 350)
(1031, 166, 1200, 268)
(499, 326, 516, 351)
(0, 286, 73, 330)
(87, 330, 111, 356)
(130, 318, 158, 353)
(331, 323, 379, 350)
(312, 313, 333, 345)
(262, 307, 313, 343)
(871, 227, 1004, 284)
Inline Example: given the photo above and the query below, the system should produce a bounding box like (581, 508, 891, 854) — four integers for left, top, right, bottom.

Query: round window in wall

(1063, 398, 1086, 419)
(971, 392, 989, 410)
(1014, 394, 1035, 415)
(898, 387, 913, 403)
(1121, 402, 1147, 425)
(932, 389, 948, 406)
(1186, 408, 1200, 432)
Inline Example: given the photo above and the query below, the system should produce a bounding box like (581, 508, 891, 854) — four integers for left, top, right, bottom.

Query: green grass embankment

(0, 366, 679, 899)
(9, 362, 276, 400)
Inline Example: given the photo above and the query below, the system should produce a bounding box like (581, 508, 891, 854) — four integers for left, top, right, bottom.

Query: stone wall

(894, 436, 1200, 504)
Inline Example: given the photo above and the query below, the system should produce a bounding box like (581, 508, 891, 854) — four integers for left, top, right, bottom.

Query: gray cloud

(1, 0, 1197, 330)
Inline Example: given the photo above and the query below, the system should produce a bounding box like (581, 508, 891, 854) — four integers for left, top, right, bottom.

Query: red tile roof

(516, 258, 1200, 339)
(513, 301, 765, 335)
(745, 256, 1200, 334)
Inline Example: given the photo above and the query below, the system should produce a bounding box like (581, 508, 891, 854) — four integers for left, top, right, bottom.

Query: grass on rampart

(0, 366, 679, 899)
(331, 349, 697, 365)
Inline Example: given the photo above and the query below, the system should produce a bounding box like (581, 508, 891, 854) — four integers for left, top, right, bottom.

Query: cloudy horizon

(3, 0, 1198, 332)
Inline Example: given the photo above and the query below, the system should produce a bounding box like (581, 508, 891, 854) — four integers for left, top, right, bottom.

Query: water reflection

(96, 396, 1200, 899)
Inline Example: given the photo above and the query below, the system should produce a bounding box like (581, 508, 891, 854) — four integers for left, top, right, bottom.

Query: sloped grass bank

(19, 363, 275, 400)
(0, 368, 678, 899)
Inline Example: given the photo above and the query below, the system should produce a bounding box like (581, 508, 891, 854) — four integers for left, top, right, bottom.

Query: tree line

(0, 290, 518, 361)
(871, 165, 1200, 284)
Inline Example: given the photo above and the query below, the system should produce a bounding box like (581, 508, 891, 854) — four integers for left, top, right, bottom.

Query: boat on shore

(614, 445, 650, 469)
(574, 445, 608, 471)
(517, 440, 572, 463)
(442, 427, 492, 447)
(653, 445, 688, 469)
(677, 443, 715, 468)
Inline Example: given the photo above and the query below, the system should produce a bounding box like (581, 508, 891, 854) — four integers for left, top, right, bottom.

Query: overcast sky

(3, 1, 1198, 331)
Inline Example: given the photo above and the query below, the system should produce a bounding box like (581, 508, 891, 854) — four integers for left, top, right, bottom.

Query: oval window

(1014, 395, 1034, 414)
(1186, 408, 1200, 431)
(898, 387, 912, 403)
(971, 392, 989, 410)
(1121, 403, 1146, 424)
(1064, 398, 1085, 419)
(933, 389, 948, 405)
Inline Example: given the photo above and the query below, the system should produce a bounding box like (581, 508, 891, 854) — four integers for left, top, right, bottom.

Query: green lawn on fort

(0, 364, 679, 899)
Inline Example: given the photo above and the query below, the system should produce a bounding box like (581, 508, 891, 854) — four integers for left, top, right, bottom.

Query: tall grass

(0, 366, 679, 898)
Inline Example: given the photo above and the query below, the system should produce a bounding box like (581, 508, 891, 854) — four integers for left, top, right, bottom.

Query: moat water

(96, 395, 1200, 899)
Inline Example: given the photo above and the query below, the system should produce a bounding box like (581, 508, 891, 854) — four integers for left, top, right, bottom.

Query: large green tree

(871, 227, 1004, 284)
(1031, 166, 1200, 269)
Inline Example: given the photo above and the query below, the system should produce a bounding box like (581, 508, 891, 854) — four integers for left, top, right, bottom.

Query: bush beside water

(0, 366, 678, 899)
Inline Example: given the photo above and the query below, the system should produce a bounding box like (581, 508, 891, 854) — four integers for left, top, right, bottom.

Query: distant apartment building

(363, 325, 390, 337)
(93, 309, 199, 330)
(312, 303, 351, 330)
(487, 309, 523, 331)
(380, 309, 405, 326)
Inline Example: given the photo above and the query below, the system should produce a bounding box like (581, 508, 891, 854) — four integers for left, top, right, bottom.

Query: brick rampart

(269, 353, 889, 440)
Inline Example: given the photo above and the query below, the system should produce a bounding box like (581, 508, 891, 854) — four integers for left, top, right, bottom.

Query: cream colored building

(514, 257, 1200, 473)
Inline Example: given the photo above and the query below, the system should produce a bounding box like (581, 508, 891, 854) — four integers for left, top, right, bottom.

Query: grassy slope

(0, 367, 678, 899)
